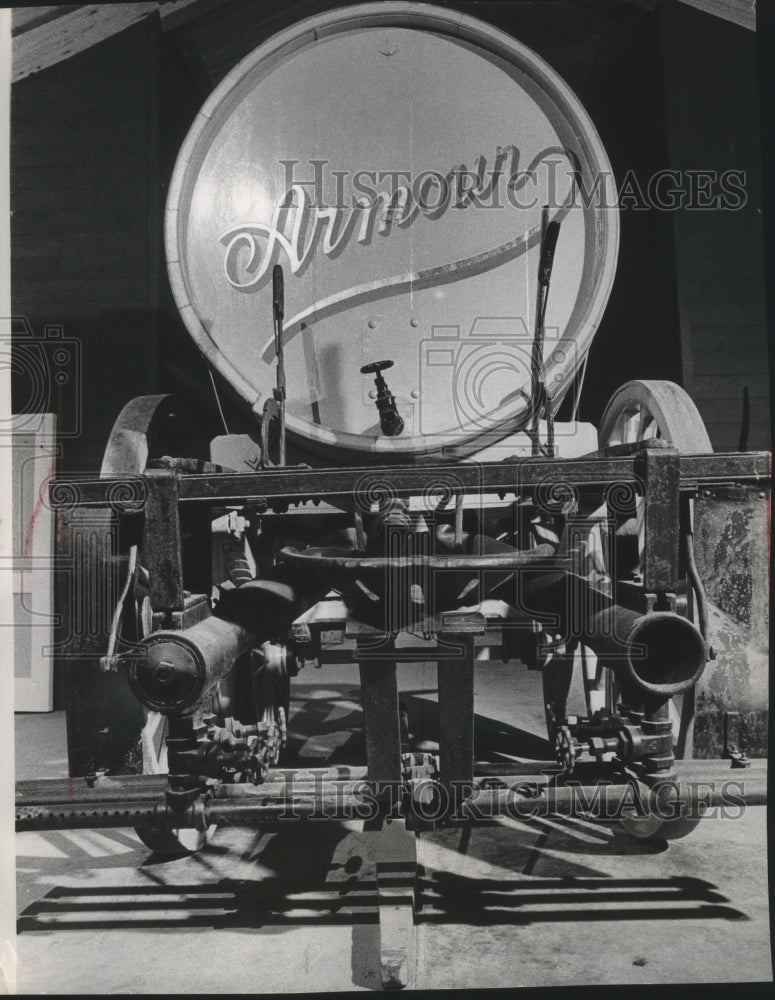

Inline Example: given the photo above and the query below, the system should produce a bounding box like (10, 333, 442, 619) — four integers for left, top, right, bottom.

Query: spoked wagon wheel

(597, 380, 713, 839)
(597, 380, 712, 746)
(597, 379, 713, 455)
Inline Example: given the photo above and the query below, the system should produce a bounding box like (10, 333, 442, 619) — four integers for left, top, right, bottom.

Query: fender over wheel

(597, 379, 713, 454)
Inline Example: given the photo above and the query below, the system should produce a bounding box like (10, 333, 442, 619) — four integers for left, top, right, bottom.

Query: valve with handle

(360, 359, 405, 436)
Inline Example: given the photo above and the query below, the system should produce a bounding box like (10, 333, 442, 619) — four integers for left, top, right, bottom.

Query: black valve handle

(360, 359, 394, 375)
(360, 360, 403, 436)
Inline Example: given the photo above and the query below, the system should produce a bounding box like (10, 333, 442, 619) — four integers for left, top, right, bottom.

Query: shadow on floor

(17, 868, 746, 934)
(283, 682, 551, 767)
(415, 871, 746, 924)
(19, 816, 750, 935)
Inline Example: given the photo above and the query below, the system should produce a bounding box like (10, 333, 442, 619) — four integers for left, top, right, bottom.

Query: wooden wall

(11, 17, 161, 475)
(662, 3, 769, 451)
(11, 18, 162, 713)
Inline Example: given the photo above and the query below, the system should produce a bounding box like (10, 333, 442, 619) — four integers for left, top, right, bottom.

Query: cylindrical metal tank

(127, 616, 257, 714)
(166, 1, 618, 461)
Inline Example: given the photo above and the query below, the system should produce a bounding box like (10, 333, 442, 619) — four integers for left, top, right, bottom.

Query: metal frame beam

(51, 451, 770, 509)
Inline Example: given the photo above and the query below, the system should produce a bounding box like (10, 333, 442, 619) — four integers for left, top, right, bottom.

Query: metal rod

(272, 263, 287, 466)
(530, 209, 561, 457)
(206, 797, 376, 823)
(16, 761, 766, 831)
(529, 208, 549, 456)
(684, 508, 709, 644)
(16, 800, 165, 831)
(277, 543, 558, 572)
(456, 776, 768, 818)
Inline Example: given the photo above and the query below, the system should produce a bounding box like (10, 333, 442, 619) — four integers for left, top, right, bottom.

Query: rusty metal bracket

(636, 446, 680, 594)
(612, 583, 681, 616)
(151, 592, 210, 633)
(143, 468, 185, 613)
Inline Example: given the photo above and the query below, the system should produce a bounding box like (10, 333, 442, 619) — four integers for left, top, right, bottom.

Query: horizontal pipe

(16, 800, 164, 831)
(278, 544, 559, 572)
(126, 614, 258, 713)
(15, 775, 170, 800)
(584, 607, 707, 697)
(16, 761, 766, 831)
(205, 797, 375, 823)
(16, 786, 169, 807)
(16, 768, 372, 802)
(17, 760, 763, 802)
(457, 779, 767, 819)
(16, 784, 376, 813)
(15, 796, 372, 831)
(522, 568, 708, 699)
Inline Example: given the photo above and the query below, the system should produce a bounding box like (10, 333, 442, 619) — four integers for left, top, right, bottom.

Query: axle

(16, 759, 766, 833)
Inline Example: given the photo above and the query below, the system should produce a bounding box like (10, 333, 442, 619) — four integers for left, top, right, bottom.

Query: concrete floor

(14, 661, 772, 993)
